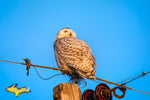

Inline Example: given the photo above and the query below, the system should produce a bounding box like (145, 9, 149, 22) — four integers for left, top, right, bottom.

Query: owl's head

(56, 28, 76, 39)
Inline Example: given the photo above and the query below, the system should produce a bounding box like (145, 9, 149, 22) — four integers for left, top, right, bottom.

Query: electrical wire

(33, 65, 62, 80)
(0, 59, 150, 95)
(123, 71, 150, 84)
(117, 74, 141, 84)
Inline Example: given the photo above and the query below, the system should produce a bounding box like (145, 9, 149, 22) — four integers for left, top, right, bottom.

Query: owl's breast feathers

(54, 37, 97, 76)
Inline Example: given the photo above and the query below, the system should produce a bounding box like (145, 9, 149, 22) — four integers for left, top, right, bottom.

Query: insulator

(95, 83, 112, 100)
(82, 89, 95, 100)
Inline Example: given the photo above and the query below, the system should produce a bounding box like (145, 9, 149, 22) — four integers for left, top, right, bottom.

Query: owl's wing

(54, 37, 97, 73)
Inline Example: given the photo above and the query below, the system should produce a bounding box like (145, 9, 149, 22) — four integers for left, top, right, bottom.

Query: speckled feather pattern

(54, 37, 96, 77)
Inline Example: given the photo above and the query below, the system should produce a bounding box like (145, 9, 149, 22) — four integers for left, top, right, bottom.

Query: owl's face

(56, 28, 76, 39)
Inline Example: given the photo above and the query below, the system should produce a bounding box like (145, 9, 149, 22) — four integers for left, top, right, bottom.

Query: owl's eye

(64, 30, 68, 33)
(69, 33, 72, 36)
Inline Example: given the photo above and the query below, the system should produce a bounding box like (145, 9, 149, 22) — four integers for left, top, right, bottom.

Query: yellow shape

(5, 84, 31, 97)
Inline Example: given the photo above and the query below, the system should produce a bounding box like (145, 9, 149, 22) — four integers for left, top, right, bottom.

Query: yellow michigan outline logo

(5, 84, 31, 97)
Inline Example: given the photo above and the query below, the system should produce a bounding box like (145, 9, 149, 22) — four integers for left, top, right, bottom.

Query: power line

(0, 59, 150, 95)
(32, 65, 62, 80)
(0, 59, 64, 71)
(117, 74, 141, 84)
(119, 71, 150, 84)
(94, 76, 150, 95)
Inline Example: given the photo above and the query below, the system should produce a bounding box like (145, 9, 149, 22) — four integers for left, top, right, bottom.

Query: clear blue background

(0, 0, 150, 100)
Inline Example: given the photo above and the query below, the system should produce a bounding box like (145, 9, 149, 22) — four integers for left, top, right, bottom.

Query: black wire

(80, 79, 87, 88)
(117, 74, 141, 84)
(90, 71, 150, 86)
(122, 71, 150, 85)
(92, 79, 102, 83)
(33, 66, 62, 80)
(125, 75, 144, 84)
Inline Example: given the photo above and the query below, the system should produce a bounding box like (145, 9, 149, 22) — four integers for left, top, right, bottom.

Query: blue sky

(0, 0, 150, 100)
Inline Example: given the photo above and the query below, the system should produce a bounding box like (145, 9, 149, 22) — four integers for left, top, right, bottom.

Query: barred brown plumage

(54, 28, 97, 83)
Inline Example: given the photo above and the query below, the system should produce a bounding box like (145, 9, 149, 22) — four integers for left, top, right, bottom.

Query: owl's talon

(62, 69, 72, 75)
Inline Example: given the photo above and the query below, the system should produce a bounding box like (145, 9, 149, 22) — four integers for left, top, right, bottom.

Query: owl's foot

(87, 75, 96, 80)
(84, 69, 96, 80)
(62, 68, 72, 75)
(85, 73, 96, 80)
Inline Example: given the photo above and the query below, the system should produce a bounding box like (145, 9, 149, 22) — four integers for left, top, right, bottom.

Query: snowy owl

(54, 28, 97, 83)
